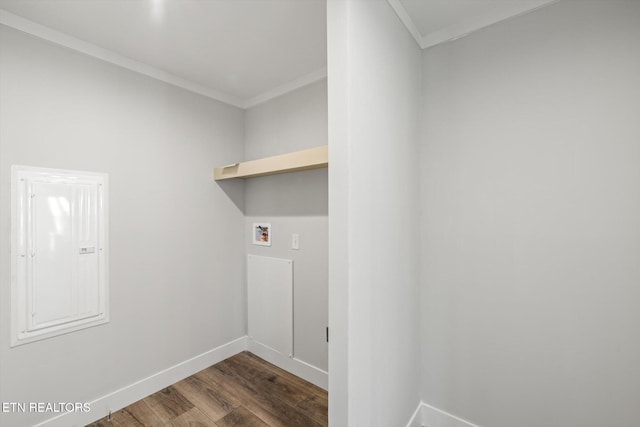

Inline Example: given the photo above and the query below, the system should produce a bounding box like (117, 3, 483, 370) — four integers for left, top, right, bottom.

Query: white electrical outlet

(291, 233, 299, 250)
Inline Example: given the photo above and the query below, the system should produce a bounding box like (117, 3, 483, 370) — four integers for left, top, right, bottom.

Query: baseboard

(247, 338, 328, 390)
(406, 401, 480, 427)
(34, 336, 327, 426)
(34, 336, 249, 427)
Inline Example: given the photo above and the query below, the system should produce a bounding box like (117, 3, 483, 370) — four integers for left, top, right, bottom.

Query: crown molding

(386, 0, 559, 50)
(243, 66, 328, 109)
(0, 9, 246, 109)
(420, 0, 560, 49)
(1, 9, 330, 110)
(0, 9, 326, 110)
(386, 0, 423, 49)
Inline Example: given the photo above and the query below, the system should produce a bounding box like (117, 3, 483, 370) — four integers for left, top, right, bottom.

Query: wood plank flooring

(86, 352, 327, 427)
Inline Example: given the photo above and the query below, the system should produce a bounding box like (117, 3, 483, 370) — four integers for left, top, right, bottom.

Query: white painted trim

(420, 0, 559, 49)
(406, 401, 481, 427)
(248, 338, 328, 390)
(33, 336, 249, 427)
(405, 401, 426, 427)
(385, 0, 423, 49)
(243, 67, 328, 109)
(0, 9, 327, 110)
(385, 0, 559, 50)
(0, 9, 245, 108)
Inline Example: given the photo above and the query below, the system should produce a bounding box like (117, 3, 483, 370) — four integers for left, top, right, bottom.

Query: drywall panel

(244, 79, 328, 373)
(419, 2, 640, 426)
(327, 1, 423, 426)
(245, 214, 328, 370)
(247, 255, 293, 357)
(0, 24, 245, 427)
(326, 1, 349, 422)
(244, 79, 328, 160)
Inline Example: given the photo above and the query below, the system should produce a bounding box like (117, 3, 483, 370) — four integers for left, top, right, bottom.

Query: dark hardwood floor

(87, 352, 327, 427)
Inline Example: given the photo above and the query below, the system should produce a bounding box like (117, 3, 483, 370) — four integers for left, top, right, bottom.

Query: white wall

(243, 80, 328, 372)
(328, 0, 422, 425)
(419, 1, 640, 426)
(0, 25, 246, 427)
(327, 0, 350, 422)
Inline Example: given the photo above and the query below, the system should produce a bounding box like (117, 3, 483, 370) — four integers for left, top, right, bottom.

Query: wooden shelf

(214, 145, 328, 181)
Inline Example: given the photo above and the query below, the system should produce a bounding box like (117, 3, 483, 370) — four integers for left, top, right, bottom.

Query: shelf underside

(214, 145, 328, 180)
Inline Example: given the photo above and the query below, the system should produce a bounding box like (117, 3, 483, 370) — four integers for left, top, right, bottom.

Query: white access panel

(247, 255, 293, 357)
(11, 166, 109, 346)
